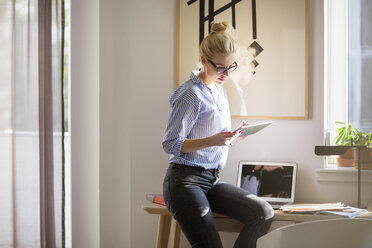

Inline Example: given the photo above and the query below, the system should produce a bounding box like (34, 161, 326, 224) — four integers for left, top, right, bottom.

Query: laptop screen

(237, 161, 297, 203)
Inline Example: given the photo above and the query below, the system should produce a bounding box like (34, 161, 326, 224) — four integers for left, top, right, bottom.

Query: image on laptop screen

(237, 161, 297, 206)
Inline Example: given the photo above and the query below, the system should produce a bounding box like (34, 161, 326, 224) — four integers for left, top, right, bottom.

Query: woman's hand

(236, 121, 250, 130)
(210, 131, 243, 146)
(230, 121, 250, 145)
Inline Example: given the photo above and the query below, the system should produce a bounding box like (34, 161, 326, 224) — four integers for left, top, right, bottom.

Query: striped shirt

(162, 72, 231, 170)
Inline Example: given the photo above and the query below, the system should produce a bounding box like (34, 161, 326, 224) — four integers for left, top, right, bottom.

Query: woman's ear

(200, 56, 206, 65)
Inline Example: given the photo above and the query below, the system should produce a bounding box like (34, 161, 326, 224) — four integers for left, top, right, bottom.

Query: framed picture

(177, 0, 308, 119)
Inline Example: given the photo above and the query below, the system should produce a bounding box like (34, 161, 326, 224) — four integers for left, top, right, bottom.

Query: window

(325, 0, 372, 146)
(348, 0, 372, 132)
(0, 0, 71, 246)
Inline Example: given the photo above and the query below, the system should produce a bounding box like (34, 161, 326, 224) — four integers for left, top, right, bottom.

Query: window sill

(316, 167, 372, 183)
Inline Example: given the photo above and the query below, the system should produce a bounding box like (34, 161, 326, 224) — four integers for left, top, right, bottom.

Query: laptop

(237, 161, 297, 209)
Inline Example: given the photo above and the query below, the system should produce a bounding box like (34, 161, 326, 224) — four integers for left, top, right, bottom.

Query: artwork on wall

(177, 0, 308, 119)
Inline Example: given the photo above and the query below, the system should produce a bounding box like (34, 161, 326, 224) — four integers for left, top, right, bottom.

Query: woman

(162, 22, 274, 248)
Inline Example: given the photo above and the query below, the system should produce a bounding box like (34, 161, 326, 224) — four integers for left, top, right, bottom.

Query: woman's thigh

(163, 165, 223, 247)
(207, 181, 274, 224)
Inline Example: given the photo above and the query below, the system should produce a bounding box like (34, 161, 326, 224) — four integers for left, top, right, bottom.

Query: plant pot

(353, 147, 372, 170)
(336, 148, 354, 167)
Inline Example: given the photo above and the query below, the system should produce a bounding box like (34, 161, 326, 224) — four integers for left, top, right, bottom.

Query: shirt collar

(190, 71, 214, 95)
(190, 71, 204, 85)
(190, 71, 223, 94)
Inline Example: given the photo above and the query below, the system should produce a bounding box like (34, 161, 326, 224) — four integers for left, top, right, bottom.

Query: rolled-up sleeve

(162, 97, 200, 156)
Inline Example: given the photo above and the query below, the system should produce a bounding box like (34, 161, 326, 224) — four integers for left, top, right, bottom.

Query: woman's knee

(246, 195, 274, 221)
(260, 200, 274, 220)
(237, 195, 274, 225)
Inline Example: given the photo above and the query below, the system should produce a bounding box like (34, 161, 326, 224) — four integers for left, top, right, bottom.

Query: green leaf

(337, 127, 345, 132)
(335, 135, 342, 144)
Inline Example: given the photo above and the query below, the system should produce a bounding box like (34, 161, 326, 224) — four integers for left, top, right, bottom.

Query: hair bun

(210, 21, 231, 34)
(199, 21, 237, 59)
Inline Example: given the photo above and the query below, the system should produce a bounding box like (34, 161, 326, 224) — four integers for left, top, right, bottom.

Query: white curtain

(0, 0, 65, 247)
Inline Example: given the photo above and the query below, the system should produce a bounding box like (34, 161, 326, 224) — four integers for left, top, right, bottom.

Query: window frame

(324, 0, 349, 150)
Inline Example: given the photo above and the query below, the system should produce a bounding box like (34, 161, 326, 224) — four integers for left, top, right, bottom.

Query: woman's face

(201, 53, 237, 85)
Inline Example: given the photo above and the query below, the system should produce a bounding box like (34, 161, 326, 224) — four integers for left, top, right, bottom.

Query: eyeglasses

(207, 59, 238, 74)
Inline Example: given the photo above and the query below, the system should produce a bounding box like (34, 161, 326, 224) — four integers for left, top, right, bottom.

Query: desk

(144, 203, 372, 248)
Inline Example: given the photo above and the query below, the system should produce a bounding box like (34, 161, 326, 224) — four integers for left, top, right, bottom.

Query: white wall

(71, 0, 100, 247)
(71, 0, 371, 247)
(129, 0, 178, 247)
(99, 0, 131, 247)
(71, 0, 131, 247)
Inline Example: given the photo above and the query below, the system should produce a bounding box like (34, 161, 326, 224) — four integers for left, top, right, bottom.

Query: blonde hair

(199, 21, 238, 59)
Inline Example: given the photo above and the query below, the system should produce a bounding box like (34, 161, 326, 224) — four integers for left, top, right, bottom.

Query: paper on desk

(315, 207, 369, 218)
(280, 202, 349, 213)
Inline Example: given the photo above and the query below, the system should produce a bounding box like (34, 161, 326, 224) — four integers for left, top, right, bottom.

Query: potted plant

(334, 122, 358, 167)
(334, 121, 372, 169)
(352, 130, 372, 170)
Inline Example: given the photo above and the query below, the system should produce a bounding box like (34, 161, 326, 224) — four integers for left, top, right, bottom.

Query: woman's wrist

(202, 136, 215, 148)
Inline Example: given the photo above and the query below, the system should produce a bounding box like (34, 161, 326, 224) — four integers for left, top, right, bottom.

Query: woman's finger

(241, 121, 250, 127)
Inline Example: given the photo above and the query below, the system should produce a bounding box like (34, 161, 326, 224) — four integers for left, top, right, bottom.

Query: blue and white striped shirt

(162, 72, 231, 170)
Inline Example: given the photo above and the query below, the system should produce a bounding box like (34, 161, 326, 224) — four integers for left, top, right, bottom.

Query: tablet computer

(235, 121, 274, 137)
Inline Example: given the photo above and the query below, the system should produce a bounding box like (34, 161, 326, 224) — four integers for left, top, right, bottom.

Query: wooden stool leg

(170, 219, 181, 248)
(156, 214, 172, 248)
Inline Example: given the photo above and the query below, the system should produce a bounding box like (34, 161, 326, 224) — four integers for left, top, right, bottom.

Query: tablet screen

(236, 121, 274, 136)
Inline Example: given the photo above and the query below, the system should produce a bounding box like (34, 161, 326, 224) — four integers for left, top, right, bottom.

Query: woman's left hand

(230, 121, 250, 145)
(236, 121, 249, 129)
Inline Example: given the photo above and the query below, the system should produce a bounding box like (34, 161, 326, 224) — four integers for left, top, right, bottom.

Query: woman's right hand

(210, 131, 243, 146)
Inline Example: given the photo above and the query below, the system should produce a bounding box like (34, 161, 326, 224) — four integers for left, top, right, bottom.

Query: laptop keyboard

(268, 202, 290, 209)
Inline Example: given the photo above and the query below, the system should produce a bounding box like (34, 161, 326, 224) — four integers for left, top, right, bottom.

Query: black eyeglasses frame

(207, 59, 238, 74)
